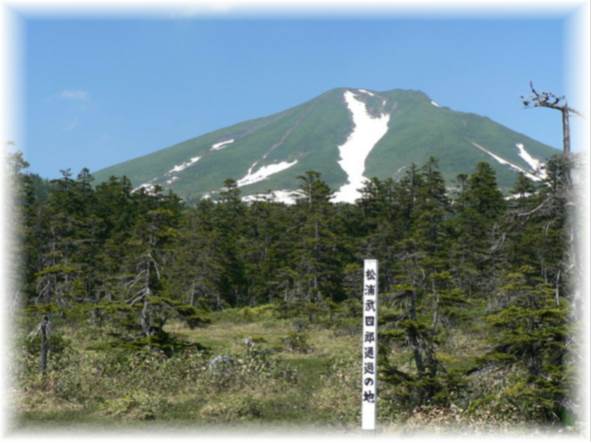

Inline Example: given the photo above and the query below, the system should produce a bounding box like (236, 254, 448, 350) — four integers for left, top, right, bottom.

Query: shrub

(281, 332, 312, 353)
(101, 390, 169, 420)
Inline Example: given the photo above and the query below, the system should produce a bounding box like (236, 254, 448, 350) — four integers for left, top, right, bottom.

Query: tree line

(9, 152, 574, 423)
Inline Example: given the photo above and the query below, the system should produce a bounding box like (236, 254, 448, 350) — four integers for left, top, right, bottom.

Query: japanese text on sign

(362, 259, 378, 431)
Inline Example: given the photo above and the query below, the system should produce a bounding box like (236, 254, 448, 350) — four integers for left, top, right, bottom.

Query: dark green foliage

(11, 151, 574, 427)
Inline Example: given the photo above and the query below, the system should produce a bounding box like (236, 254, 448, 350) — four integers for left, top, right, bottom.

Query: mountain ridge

(93, 87, 559, 203)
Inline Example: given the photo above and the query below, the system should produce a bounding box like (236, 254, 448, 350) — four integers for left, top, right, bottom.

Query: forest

(8, 152, 579, 431)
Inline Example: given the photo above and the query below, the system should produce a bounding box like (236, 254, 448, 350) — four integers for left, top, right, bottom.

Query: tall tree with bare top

(521, 81, 582, 158)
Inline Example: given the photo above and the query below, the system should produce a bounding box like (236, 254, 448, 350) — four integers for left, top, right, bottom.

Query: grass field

(10, 303, 579, 434)
(12, 305, 364, 430)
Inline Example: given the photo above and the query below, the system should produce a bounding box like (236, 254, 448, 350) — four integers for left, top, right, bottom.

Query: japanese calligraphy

(364, 332, 375, 343)
(362, 259, 378, 431)
(363, 390, 376, 403)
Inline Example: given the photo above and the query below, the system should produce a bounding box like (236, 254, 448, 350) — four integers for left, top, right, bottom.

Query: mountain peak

(93, 87, 559, 203)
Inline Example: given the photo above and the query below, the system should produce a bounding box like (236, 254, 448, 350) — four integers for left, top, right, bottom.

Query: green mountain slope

(93, 87, 559, 201)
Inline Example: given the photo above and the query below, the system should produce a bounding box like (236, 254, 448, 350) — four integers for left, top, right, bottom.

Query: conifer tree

(292, 171, 344, 318)
(117, 190, 207, 353)
(485, 265, 570, 422)
(33, 170, 85, 311)
(380, 160, 458, 407)
(357, 176, 400, 290)
(242, 200, 293, 305)
(214, 179, 248, 306)
(450, 162, 506, 298)
(172, 203, 223, 309)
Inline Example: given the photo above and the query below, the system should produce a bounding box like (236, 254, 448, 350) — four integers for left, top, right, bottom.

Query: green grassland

(13, 305, 362, 429)
(13, 300, 572, 433)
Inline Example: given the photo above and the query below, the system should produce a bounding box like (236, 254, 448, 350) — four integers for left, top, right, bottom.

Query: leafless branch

(517, 197, 550, 218)
(522, 81, 583, 117)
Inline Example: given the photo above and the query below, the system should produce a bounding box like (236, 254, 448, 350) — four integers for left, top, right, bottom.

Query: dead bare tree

(29, 315, 51, 373)
(521, 81, 583, 158)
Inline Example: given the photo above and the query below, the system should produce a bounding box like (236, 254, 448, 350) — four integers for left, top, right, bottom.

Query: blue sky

(21, 14, 570, 178)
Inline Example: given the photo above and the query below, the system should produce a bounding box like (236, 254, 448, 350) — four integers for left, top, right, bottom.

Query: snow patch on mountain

(333, 90, 391, 203)
(516, 143, 546, 178)
(431, 100, 441, 108)
(237, 160, 298, 188)
(166, 176, 179, 185)
(358, 88, 375, 97)
(211, 139, 235, 151)
(505, 192, 534, 200)
(169, 156, 201, 174)
(132, 183, 157, 194)
(242, 189, 304, 205)
(470, 142, 541, 181)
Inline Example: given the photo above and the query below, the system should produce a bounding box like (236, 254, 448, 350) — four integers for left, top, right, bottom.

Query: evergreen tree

(380, 160, 459, 408)
(12, 151, 574, 423)
(450, 162, 506, 298)
(242, 200, 293, 306)
(116, 190, 207, 353)
(213, 179, 248, 307)
(172, 203, 224, 310)
(292, 171, 344, 318)
(485, 265, 570, 422)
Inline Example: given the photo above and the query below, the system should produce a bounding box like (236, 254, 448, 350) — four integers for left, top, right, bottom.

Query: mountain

(92, 87, 560, 203)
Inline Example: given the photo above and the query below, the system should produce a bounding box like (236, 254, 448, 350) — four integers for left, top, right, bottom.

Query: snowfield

(470, 142, 541, 181)
(431, 100, 441, 108)
(132, 183, 157, 194)
(358, 88, 375, 97)
(505, 192, 534, 200)
(332, 90, 391, 203)
(242, 189, 304, 205)
(515, 143, 546, 178)
(236, 160, 298, 188)
(168, 156, 201, 174)
(211, 139, 235, 151)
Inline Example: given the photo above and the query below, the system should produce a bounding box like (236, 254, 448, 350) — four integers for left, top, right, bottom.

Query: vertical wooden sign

(362, 259, 378, 431)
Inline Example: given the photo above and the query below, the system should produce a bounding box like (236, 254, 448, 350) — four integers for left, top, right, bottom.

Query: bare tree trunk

(141, 264, 151, 337)
(521, 82, 581, 159)
(39, 315, 50, 373)
(555, 270, 561, 307)
(313, 218, 320, 301)
(561, 107, 571, 158)
(408, 290, 425, 377)
(141, 294, 150, 337)
(431, 279, 440, 331)
(91, 291, 103, 326)
(189, 282, 197, 307)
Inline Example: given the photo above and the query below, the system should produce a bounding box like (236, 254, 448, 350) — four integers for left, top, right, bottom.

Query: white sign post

(362, 259, 378, 431)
